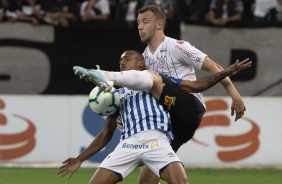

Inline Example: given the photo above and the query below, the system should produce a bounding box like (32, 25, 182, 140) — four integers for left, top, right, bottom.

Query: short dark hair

(138, 5, 166, 28)
(128, 50, 144, 62)
(124, 50, 145, 70)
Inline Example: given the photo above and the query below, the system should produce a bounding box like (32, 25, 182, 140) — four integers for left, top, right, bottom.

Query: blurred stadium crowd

(0, 0, 281, 28)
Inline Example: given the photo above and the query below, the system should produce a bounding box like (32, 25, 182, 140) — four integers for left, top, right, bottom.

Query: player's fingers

(237, 59, 248, 69)
(117, 124, 123, 130)
(235, 114, 240, 121)
(57, 167, 67, 174)
(57, 170, 63, 174)
(62, 158, 70, 164)
(238, 59, 250, 66)
(231, 108, 235, 116)
(58, 164, 67, 170)
(235, 111, 244, 121)
(239, 58, 249, 64)
(58, 170, 67, 176)
(116, 116, 123, 130)
(241, 61, 252, 69)
(60, 170, 70, 177)
(68, 173, 74, 180)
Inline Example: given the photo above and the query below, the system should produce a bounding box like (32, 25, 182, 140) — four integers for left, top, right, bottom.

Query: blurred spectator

(41, 0, 78, 27)
(0, 0, 4, 22)
(142, 0, 177, 20)
(253, 0, 277, 22)
(179, 0, 210, 23)
(207, 0, 244, 26)
(108, 0, 118, 19)
(114, 0, 142, 23)
(76, 0, 86, 7)
(269, 0, 282, 21)
(22, 0, 43, 17)
(2, 0, 22, 22)
(1, 0, 40, 24)
(80, 0, 110, 22)
(242, 0, 255, 20)
(20, 0, 44, 24)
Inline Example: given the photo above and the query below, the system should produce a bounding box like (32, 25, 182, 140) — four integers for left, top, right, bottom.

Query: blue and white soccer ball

(89, 86, 120, 116)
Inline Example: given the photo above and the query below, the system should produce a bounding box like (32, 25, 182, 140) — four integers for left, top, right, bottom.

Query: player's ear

(138, 61, 145, 70)
(157, 20, 164, 30)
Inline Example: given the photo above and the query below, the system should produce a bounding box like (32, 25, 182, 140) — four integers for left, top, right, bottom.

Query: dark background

(0, 20, 180, 94)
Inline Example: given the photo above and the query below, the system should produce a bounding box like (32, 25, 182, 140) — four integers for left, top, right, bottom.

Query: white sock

(105, 70, 153, 91)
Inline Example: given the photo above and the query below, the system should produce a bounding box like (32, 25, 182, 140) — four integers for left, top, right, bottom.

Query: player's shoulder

(165, 37, 192, 53)
(165, 36, 191, 46)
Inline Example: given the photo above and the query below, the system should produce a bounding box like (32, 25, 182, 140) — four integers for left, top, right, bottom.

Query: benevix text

(122, 143, 150, 149)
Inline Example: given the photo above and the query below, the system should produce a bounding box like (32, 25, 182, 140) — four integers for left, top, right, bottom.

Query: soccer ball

(88, 86, 120, 116)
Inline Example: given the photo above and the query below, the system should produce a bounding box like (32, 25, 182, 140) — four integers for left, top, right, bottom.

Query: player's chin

(140, 36, 148, 43)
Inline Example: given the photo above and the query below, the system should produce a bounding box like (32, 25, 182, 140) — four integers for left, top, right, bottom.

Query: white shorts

(99, 130, 181, 179)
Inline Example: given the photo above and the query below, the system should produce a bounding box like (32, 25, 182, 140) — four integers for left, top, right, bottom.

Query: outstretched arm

(147, 58, 251, 105)
(180, 58, 251, 93)
(200, 57, 250, 121)
(57, 116, 117, 180)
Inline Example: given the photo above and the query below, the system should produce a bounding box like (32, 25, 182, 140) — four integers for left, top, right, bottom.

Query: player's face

(137, 11, 159, 43)
(119, 51, 143, 71)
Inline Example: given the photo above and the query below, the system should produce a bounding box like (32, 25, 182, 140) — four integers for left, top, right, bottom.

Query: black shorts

(159, 75, 206, 152)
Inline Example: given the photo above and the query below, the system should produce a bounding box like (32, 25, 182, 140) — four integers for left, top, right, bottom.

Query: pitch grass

(0, 167, 281, 184)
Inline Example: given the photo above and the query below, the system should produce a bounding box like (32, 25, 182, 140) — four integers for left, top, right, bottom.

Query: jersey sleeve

(173, 40, 207, 70)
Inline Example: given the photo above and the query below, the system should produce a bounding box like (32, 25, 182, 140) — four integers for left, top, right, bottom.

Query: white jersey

(143, 36, 207, 106)
(118, 87, 173, 142)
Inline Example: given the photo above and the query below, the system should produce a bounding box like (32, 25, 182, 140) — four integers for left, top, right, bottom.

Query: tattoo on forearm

(196, 70, 228, 91)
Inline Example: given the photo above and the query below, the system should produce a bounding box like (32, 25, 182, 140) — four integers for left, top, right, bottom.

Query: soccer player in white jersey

(137, 5, 249, 183)
(58, 51, 190, 184)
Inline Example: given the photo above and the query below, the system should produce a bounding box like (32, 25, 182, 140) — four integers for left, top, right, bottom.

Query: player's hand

(231, 97, 246, 121)
(227, 58, 252, 76)
(57, 158, 82, 180)
(116, 116, 123, 130)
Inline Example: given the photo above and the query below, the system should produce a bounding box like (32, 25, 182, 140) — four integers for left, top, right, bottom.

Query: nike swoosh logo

(106, 109, 115, 113)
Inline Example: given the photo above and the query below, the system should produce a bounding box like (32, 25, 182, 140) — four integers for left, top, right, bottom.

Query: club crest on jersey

(164, 95, 176, 111)
(157, 56, 167, 69)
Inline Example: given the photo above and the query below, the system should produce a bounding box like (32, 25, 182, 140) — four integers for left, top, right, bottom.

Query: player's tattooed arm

(180, 58, 252, 93)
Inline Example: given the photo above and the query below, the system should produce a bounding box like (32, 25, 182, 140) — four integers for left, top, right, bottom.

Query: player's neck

(148, 34, 165, 54)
